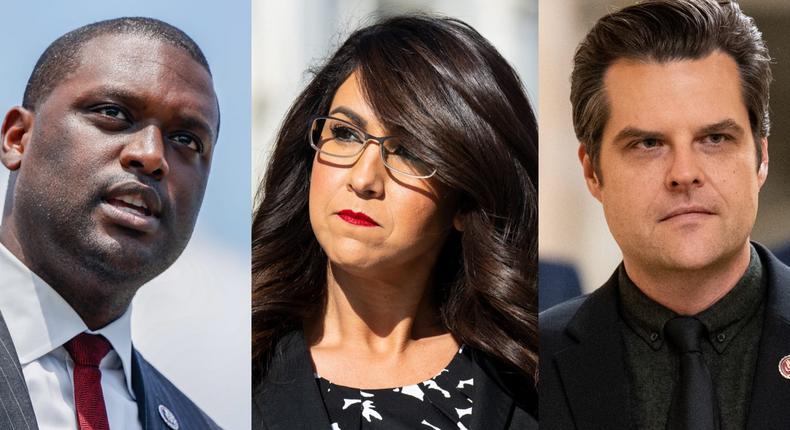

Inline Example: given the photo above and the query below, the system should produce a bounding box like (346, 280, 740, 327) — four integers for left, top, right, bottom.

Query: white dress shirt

(0, 243, 143, 430)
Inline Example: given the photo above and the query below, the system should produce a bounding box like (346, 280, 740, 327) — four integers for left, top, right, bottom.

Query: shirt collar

(89, 305, 135, 398)
(618, 244, 765, 353)
(0, 242, 136, 398)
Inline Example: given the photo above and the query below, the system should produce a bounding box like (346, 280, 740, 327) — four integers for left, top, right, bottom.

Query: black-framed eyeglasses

(309, 116, 437, 179)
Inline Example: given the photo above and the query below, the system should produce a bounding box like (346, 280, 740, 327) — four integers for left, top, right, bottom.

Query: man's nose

(666, 144, 704, 191)
(120, 125, 169, 180)
(347, 141, 385, 198)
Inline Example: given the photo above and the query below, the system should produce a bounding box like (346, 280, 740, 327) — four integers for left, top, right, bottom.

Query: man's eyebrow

(698, 119, 746, 136)
(88, 85, 217, 142)
(329, 106, 367, 129)
(612, 126, 665, 143)
(90, 86, 144, 108)
(611, 119, 747, 144)
(176, 116, 216, 143)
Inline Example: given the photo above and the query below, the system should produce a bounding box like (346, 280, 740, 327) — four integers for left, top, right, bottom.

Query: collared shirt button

(650, 332, 659, 342)
(717, 333, 727, 343)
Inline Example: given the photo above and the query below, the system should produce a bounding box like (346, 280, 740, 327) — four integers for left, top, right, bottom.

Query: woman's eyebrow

(329, 106, 367, 128)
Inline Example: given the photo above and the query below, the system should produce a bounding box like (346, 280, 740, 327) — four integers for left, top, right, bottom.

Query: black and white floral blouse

(316, 346, 475, 430)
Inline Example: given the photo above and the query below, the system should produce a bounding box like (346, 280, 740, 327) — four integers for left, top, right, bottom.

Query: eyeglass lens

(310, 117, 435, 178)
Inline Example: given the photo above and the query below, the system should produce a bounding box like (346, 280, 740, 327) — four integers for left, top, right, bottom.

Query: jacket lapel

(131, 349, 220, 430)
(0, 311, 38, 430)
(746, 244, 790, 428)
(131, 349, 164, 430)
(253, 331, 331, 429)
(552, 272, 634, 430)
(130, 349, 189, 430)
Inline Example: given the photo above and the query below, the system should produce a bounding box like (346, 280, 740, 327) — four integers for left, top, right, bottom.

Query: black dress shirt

(619, 246, 765, 429)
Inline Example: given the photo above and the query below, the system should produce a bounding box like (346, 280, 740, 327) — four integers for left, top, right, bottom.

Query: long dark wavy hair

(252, 15, 538, 388)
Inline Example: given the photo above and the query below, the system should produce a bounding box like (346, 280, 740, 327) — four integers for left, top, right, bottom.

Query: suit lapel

(131, 349, 159, 430)
(253, 331, 331, 429)
(131, 349, 220, 430)
(746, 244, 790, 428)
(553, 273, 634, 430)
(0, 311, 38, 430)
(131, 349, 191, 430)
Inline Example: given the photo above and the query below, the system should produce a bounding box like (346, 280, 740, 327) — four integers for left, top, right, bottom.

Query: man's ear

(757, 137, 769, 188)
(1, 107, 34, 171)
(578, 143, 602, 202)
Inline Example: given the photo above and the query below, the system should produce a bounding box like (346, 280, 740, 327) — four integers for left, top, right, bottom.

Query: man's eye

(704, 134, 729, 144)
(93, 105, 129, 121)
(636, 138, 660, 149)
(170, 133, 203, 153)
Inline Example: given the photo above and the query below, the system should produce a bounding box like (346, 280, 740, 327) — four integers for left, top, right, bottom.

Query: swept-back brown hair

(572, 0, 771, 176)
(252, 15, 538, 388)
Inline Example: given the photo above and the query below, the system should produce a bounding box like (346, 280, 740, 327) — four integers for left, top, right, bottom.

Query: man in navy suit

(0, 17, 220, 429)
(540, 1, 790, 429)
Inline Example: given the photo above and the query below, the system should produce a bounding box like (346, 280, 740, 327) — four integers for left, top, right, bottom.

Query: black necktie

(664, 316, 719, 430)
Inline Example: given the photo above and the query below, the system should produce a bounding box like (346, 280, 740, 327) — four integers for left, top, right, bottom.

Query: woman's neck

(304, 262, 460, 389)
(308, 262, 444, 352)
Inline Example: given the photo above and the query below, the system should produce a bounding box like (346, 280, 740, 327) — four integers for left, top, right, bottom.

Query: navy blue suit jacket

(0, 311, 221, 430)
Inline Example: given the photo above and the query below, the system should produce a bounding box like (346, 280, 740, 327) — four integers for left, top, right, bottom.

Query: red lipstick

(337, 210, 379, 227)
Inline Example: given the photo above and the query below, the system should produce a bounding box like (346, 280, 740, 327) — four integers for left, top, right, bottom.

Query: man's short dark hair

(23, 17, 212, 111)
(571, 0, 772, 174)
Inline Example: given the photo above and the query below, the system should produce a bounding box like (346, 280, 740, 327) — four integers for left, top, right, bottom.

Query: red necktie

(64, 333, 112, 430)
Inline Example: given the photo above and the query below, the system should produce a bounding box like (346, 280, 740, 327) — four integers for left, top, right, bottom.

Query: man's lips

(99, 181, 163, 233)
(659, 205, 715, 222)
(337, 210, 379, 227)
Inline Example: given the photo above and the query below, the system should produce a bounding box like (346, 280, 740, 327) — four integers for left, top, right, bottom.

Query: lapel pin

(778, 355, 790, 380)
(158, 404, 180, 429)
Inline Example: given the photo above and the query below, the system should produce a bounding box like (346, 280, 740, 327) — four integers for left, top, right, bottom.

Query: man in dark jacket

(0, 17, 221, 429)
(540, 1, 790, 428)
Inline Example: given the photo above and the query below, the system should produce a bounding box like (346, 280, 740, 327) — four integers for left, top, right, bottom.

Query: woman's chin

(328, 255, 386, 277)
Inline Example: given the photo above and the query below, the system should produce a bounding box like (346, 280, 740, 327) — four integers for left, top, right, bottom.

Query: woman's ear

(453, 213, 464, 232)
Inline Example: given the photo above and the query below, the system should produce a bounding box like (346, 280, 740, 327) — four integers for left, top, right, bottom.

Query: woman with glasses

(252, 15, 537, 429)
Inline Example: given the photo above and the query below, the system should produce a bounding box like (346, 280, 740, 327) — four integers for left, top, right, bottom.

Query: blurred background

(252, 0, 538, 199)
(0, 1, 250, 428)
(539, 0, 790, 310)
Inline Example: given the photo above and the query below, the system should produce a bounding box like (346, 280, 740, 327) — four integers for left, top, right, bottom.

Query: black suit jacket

(539, 243, 790, 429)
(253, 331, 538, 429)
(0, 311, 220, 430)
